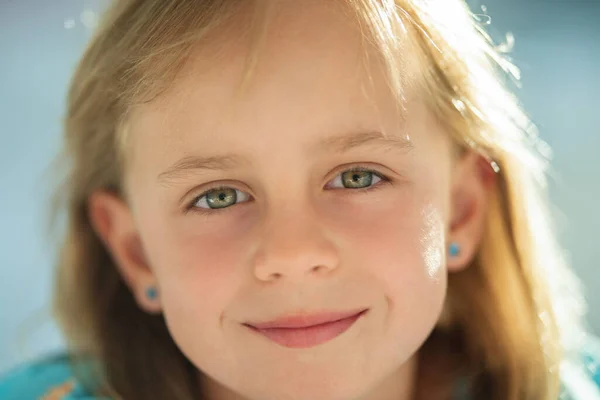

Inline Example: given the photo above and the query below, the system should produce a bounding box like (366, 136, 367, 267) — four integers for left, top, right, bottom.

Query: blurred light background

(0, 0, 598, 375)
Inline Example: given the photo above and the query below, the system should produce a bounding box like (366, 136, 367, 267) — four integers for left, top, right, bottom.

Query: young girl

(1, 0, 599, 399)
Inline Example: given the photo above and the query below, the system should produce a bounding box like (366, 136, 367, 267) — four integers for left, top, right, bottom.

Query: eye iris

(342, 170, 373, 188)
(206, 188, 237, 209)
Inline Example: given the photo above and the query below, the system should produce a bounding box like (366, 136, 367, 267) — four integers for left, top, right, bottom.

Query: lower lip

(245, 310, 367, 349)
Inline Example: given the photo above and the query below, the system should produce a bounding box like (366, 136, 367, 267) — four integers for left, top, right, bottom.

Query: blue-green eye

(188, 167, 388, 214)
(329, 167, 384, 189)
(192, 187, 251, 210)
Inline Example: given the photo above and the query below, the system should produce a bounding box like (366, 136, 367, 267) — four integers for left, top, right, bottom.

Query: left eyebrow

(311, 130, 414, 155)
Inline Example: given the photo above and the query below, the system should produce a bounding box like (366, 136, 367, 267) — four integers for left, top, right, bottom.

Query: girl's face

(92, 2, 487, 400)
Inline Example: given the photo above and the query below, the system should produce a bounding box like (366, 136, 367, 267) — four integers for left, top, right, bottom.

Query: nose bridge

(252, 197, 339, 281)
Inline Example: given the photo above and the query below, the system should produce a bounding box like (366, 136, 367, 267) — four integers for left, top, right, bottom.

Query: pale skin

(89, 2, 492, 400)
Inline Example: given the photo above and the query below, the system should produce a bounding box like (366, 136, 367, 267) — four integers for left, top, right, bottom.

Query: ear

(446, 151, 496, 272)
(88, 191, 162, 314)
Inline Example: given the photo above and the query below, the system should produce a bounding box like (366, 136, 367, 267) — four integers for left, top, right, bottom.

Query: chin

(243, 377, 368, 400)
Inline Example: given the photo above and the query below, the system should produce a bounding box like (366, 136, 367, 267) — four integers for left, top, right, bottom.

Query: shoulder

(0, 354, 94, 400)
(561, 334, 600, 400)
(580, 334, 600, 385)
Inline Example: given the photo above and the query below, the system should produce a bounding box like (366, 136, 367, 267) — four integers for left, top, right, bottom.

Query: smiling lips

(244, 309, 368, 348)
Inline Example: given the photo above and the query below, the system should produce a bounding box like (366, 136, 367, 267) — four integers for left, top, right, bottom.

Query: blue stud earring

(146, 286, 158, 301)
(449, 242, 461, 258)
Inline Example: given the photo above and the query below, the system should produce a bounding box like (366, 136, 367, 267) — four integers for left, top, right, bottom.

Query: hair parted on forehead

(50, 1, 595, 399)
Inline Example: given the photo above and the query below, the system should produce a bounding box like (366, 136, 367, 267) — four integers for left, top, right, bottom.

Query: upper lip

(245, 308, 368, 329)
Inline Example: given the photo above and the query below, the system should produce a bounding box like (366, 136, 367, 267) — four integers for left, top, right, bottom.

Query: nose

(251, 205, 340, 282)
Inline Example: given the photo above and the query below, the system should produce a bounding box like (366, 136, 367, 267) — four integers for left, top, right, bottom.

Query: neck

(414, 330, 466, 400)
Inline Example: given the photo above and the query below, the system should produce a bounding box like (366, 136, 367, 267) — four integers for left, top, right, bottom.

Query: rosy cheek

(169, 207, 255, 262)
(156, 230, 246, 333)
(170, 228, 246, 281)
(334, 190, 445, 286)
(142, 212, 253, 312)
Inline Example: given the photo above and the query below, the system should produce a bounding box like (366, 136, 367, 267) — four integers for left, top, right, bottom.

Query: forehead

(126, 1, 427, 166)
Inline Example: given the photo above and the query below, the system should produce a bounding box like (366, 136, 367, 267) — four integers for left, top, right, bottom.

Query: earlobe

(446, 152, 495, 272)
(142, 285, 163, 314)
(87, 191, 162, 314)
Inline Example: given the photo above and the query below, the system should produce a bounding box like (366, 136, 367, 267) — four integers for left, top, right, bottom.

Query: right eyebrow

(312, 130, 413, 155)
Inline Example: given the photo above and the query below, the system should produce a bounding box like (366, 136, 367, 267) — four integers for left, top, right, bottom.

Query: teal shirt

(2, 342, 600, 400)
(0, 354, 96, 400)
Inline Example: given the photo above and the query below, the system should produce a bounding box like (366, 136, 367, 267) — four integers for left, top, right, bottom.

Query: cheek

(137, 213, 253, 346)
(143, 219, 259, 376)
(336, 189, 448, 331)
(420, 202, 447, 279)
(142, 208, 256, 290)
(337, 187, 447, 281)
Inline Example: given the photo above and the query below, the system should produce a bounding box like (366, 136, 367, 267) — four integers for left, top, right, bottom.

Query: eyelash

(184, 166, 392, 216)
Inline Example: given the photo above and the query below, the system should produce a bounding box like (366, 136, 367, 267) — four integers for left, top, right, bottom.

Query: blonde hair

(50, 0, 594, 399)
